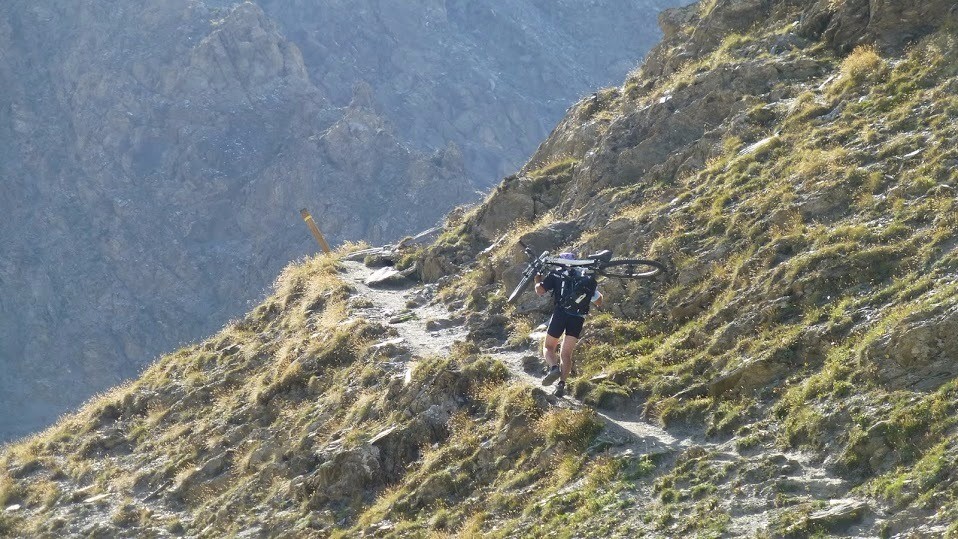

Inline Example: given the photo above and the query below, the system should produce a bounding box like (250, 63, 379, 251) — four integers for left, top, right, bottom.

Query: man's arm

(534, 274, 547, 296)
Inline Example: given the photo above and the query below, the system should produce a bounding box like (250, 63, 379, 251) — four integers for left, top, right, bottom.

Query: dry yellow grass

(840, 45, 884, 84)
(0, 474, 20, 506)
(335, 240, 371, 256)
(793, 146, 850, 179)
(535, 408, 601, 450)
(506, 317, 534, 347)
(526, 155, 576, 178)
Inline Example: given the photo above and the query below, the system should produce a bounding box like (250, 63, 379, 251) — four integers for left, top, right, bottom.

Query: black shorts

(547, 309, 586, 339)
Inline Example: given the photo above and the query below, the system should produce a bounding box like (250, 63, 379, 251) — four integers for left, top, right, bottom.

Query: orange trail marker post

(300, 208, 332, 255)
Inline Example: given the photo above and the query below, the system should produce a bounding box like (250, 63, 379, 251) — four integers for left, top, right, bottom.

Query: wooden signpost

(300, 208, 332, 254)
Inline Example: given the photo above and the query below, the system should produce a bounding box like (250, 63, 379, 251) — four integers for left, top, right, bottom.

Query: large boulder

(365, 267, 411, 288)
(799, 0, 958, 52)
(306, 445, 382, 505)
(806, 499, 868, 532)
(690, 0, 771, 51)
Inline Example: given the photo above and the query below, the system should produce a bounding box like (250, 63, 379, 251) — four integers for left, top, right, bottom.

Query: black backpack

(555, 270, 598, 316)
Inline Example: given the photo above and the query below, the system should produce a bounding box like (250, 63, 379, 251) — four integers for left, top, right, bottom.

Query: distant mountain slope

(0, 0, 678, 440)
(257, 0, 680, 185)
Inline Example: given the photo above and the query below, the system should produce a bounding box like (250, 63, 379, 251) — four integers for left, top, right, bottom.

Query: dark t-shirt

(539, 271, 561, 300)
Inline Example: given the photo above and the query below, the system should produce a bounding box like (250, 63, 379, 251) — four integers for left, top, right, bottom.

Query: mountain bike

(507, 241, 665, 303)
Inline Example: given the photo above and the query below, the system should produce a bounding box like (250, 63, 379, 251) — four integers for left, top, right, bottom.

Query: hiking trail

(340, 259, 875, 535)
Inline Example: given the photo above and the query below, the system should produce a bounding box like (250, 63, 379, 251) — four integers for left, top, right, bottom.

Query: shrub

(839, 45, 885, 86)
(536, 409, 602, 450)
(0, 474, 19, 507)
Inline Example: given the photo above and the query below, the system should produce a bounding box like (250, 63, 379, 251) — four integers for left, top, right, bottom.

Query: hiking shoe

(542, 365, 561, 386)
(554, 381, 566, 398)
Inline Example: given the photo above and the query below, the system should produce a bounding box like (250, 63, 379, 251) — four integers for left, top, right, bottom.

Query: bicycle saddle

(587, 250, 613, 262)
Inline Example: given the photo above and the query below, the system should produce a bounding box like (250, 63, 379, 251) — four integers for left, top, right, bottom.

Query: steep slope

(0, 253, 599, 537)
(5, 0, 958, 537)
(0, 0, 679, 441)
(414, 0, 958, 535)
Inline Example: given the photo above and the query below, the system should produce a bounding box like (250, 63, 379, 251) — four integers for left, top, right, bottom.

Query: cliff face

(0, 0, 677, 440)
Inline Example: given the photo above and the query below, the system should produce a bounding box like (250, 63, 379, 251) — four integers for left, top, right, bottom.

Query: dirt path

(342, 260, 690, 456)
(345, 261, 467, 358)
(340, 260, 873, 536)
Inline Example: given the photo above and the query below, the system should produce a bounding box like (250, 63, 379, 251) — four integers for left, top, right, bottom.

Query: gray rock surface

(806, 499, 868, 531)
(365, 267, 411, 288)
(0, 0, 681, 440)
(863, 304, 958, 392)
(799, 0, 957, 52)
(258, 0, 681, 187)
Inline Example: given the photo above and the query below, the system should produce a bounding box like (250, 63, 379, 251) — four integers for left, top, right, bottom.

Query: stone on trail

(522, 355, 542, 374)
(370, 338, 408, 359)
(527, 331, 548, 347)
(425, 317, 459, 331)
(363, 251, 396, 268)
(806, 499, 868, 531)
(342, 248, 383, 262)
(365, 267, 411, 288)
(5, 504, 21, 512)
(372, 337, 406, 349)
(388, 311, 418, 324)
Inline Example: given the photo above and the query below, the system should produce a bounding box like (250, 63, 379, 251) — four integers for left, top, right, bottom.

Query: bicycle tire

(595, 259, 665, 279)
(507, 271, 536, 303)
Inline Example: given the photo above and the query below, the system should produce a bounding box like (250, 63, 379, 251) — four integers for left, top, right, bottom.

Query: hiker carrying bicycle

(508, 243, 664, 398)
(535, 253, 603, 397)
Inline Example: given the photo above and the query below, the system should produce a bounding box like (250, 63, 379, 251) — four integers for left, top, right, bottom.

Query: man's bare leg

(543, 334, 560, 368)
(559, 335, 578, 382)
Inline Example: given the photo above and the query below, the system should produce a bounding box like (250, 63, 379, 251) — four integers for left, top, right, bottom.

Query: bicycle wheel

(595, 259, 665, 279)
(507, 271, 536, 303)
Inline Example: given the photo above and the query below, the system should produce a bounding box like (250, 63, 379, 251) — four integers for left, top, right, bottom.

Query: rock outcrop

(799, 0, 958, 52)
(864, 304, 958, 392)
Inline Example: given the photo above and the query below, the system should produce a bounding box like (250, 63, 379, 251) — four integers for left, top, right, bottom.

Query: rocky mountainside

(3, 0, 958, 537)
(0, 0, 677, 441)
(257, 0, 678, 186)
